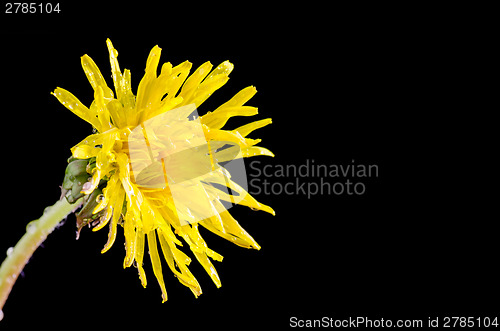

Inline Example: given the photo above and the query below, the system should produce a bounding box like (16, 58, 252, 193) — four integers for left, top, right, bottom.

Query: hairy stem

(0, 198, 82, 321)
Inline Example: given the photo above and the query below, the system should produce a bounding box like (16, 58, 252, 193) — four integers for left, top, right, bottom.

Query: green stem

(0, 198, 82, 321)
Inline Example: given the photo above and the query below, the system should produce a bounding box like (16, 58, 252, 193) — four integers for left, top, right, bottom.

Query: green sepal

(68, 174, 90, 203)
(76, 187, 104, 237)
(62, 157, 95, 203)
(61, 156, 110, 238)
(63, 159, 88, 190)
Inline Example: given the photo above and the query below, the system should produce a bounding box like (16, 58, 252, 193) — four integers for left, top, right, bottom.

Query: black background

(0, 2, 496, 329)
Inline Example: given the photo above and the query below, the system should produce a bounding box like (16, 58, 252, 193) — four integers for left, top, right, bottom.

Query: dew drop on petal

(0, 309, 3, 321)
(96, 194, 105, 203)
(82, 182, 92, 191)
(6, 247, 13, 256)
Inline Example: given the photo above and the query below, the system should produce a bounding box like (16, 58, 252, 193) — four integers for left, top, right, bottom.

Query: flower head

(53, 39, 274, 301)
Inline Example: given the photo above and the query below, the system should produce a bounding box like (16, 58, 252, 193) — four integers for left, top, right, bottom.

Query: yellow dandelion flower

(51, 39, 274, 302)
